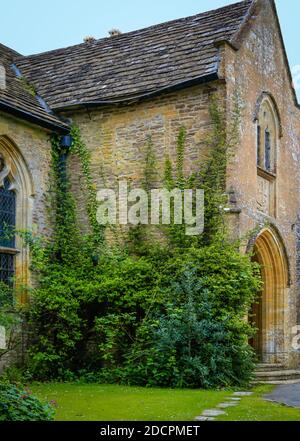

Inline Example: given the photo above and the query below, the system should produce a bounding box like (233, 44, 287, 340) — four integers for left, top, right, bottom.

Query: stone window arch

(0, 135, 34, 294)
(255, 94, 281, 174)
(254, 94, 281, 217)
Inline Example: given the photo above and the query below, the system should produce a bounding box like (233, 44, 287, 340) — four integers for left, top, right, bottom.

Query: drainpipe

(58, 134, 73, 187)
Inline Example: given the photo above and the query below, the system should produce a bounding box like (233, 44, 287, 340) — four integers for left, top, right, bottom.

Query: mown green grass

(30, 383, 228, 421)
(30, 383, 300, 421)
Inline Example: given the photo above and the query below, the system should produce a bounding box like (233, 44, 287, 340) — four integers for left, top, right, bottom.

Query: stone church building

(1, 0, 300, 378)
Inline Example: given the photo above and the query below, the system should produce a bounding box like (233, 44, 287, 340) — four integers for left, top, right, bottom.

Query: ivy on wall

(12, 95, 261, 388)
(69, 125, 104, 245)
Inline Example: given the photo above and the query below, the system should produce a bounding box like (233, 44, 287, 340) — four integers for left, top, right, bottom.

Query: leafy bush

(97, 244, 260, 388)
(0, 282, 23, 364)
(0, 382, 54, 421)
(25, 240, 260, 388)
(0, 366, 25, 384)
(20, 101, 261, 388)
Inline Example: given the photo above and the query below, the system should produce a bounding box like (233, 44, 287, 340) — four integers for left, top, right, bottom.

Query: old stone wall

(220, 0, 300, 366)
(63, 83, 222, 230)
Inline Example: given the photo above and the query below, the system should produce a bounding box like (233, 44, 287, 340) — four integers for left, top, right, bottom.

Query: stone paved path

(265, 383, 300, 408)
(194, 391, 253, 421)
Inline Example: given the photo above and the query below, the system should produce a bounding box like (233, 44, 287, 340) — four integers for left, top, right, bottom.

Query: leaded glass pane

(0, 177, 16, 248)
(0, 253, 14, 287)
(257, 125, 261, 166)
(265, 130, 271, 171)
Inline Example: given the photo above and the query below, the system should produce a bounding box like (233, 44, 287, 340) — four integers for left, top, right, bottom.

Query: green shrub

(0, 366, 25, 385)
(0, 382, 54, 421)
(133, 284, 254, 388)
(98, 243, 260, 388)
(21, 99, 261, 388)
(0, 282, 23, 366)
(25, 251, 161, 379)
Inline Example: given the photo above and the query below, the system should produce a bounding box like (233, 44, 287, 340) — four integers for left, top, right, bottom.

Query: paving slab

(202, 409, 227, 417)
(194, 416, 215, 421)
(264, 383, 300, 408)
(217, 402, 238, 408)
(233, 391, 253, 397)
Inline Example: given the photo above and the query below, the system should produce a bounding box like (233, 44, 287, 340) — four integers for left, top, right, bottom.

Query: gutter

(0, 100, 70, 134)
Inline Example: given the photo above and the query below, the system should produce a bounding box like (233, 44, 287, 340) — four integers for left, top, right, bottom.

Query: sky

(1, 0, 300, 94)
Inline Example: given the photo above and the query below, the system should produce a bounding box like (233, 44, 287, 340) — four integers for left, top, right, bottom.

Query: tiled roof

(0, 43, 69, 132)
(14, 0, 253, 110)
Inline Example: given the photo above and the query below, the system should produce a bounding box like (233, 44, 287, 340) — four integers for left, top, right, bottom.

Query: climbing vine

(164, 155, 174, 191)
(176, 127, 186, 189)
(70, 125, 105, 244)
(143, 135, 157, 191)
(13, 94, 260, 388)
(196, 94, 241, 245)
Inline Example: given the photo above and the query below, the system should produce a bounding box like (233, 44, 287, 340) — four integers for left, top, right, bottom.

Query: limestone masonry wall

(221, 0, 300, 367)
(64, 83, 223, 230)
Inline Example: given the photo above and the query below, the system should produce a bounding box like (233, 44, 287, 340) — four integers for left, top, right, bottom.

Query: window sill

(0, 247, 20, 255)
(257, 166, 276, 181)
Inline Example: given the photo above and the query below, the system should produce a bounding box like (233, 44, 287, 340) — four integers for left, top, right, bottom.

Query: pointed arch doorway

(249, 228, 288, 364)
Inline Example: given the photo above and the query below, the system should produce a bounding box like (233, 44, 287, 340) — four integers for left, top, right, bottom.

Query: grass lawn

(30, 383, 228, 421)
(30, 383, 300, 421)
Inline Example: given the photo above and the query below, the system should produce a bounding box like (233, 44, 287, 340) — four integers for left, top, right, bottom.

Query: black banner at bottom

(1, 422, 300, 439)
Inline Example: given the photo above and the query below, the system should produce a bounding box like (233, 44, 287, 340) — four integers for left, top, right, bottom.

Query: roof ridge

(16, 0, 253, 60)
(0, 43, 22, 58)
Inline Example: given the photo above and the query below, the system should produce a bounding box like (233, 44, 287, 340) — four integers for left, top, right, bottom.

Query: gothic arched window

(0, 177, 16, 286)
(0, 136, 34, 293)
(255, 94, 281, 218)
(256, 98, 278, 174)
